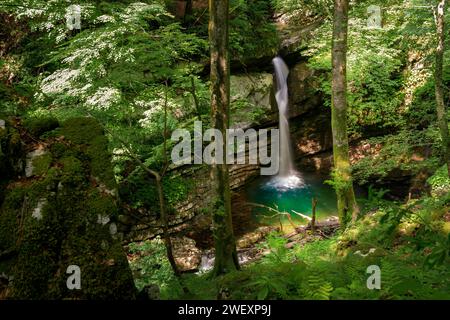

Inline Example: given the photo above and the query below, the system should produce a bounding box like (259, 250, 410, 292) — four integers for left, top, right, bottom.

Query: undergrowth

(129, 177, 450, 300)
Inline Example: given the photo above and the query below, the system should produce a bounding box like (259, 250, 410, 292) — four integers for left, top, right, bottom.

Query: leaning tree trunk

(331, 0, 359, 227)
(209, 0, 239, 275)
(435, 0, 450, 177)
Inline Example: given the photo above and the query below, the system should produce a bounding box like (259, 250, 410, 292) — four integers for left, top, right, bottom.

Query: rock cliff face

(120, 60, 327, 243)
(0, 117, 136, 299)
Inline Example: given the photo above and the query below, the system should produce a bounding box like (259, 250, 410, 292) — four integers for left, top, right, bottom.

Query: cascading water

(268, 57, 304, 190)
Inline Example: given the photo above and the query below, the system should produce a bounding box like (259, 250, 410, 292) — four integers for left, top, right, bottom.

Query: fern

(301, 274, 333, 300)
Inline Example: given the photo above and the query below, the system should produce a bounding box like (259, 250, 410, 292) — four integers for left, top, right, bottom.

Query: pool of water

(245, 172, 339, 232)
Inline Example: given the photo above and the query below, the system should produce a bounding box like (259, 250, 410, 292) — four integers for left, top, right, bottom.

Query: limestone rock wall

(121, 62, 326, 243)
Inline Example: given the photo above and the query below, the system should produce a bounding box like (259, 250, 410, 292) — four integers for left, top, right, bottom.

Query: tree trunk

(185, 0, 193, 20)
(190, 77, 203, 119)
(102, 121, 179, 277)
(311, 197, 317, 233)
(155, 175, 180, 277)
(331, 0, 359, 227)
(435, 0, 450, 177)
(209, 0, 239, 275)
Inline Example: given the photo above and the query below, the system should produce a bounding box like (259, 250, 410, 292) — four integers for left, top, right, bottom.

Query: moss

(1, 116, 136, 299)
(23, 116, 59, 137)
(0, 187, 26, 252)
(87, 135, 116, 189)
(8, 128, 22, 157)
(49, 142, 68, 159)
(59, 156, 86, 186)
(31, 152, 52, 176)
(60, 117, 104, 145)
(86, 188, 118, 220)
(0, 127, 6, 141)
(59, 117, 116, 189)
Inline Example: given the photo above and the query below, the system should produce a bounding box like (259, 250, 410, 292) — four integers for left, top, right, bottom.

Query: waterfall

(273, 57, 294, 176)
(269, 57, 304, 190)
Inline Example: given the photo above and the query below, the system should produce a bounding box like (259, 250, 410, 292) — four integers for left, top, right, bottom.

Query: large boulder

(0, 117, 137, 299)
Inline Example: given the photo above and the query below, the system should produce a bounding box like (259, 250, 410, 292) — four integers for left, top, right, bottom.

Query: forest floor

(128, 182, 450, 300)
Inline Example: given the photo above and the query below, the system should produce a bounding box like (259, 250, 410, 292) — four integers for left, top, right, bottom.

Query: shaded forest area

(0, 0, 449, 300)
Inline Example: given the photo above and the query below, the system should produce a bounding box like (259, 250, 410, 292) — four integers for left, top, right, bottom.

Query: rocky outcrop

(0, 117, 137, 299)
(230, 72, 276, 129)
(172, 237, 202, 272)
(120, 61, 326, 243)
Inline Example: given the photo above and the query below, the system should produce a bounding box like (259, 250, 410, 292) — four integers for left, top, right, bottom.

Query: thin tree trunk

(209, 0, 239, 275)
(311, 197, 317, 233)
(100, 121, 179, 277)
(190, 77, 203, 119)
(159, 83, 179, 276)
(184, 0, 193, 22)
(155, 175, 180, 277)
(435, 0, 450, 177)
(331, 0, 359, 227)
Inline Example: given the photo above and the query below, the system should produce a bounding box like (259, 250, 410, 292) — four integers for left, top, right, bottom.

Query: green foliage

(352, 128, 441, 185)
(360, 185, 390, 211)
(304, 0, 447, 138)
(325, 169, 353, 192)
(118, 168, 159, 211)
(424, 233, 450, 269)
(188, 0, 279, 61)
(270, 0, 333, 18)
(228, 0, 278, 60)
(427, 165, 450, 197)
(163, 175, 189, 207)
(23, 116, 59, 137)
(259, 232, 290, 264)
(301, 275, 333, 300)
(128, 238, 183, 299)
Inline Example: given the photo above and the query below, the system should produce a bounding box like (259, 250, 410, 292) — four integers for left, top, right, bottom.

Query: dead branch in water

(244, 202, 313, 231)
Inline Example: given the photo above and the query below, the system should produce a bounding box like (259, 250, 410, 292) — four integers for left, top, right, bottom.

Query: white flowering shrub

(428, 166, 450, 197)
(1, 0, 209, 178)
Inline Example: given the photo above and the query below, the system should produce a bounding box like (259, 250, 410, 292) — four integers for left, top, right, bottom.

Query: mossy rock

(0, 116, 136, 300)
(23, 116, 59, 137)
(0, 120, 24, 181)
(59, 117, 116, 189)
(0, 187, 25, 252)
(30, 152, 52, 177)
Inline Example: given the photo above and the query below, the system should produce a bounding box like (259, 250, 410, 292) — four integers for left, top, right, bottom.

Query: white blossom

(41, 68, 81, 94)
(86, 87, 121, 110)
(95, 15, 116, 24)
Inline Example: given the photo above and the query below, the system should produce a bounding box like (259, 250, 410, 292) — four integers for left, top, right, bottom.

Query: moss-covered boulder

(0, 116, 137, 299)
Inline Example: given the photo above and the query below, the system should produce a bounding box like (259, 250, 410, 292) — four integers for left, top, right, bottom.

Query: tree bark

(209, 0, 239, 275)
(434, 0, 450, 177)
(331, 0, 359, 227)
(190, 77, 203, 119)
(155, 175, 180, 277)
(311, 197, 317, 233)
